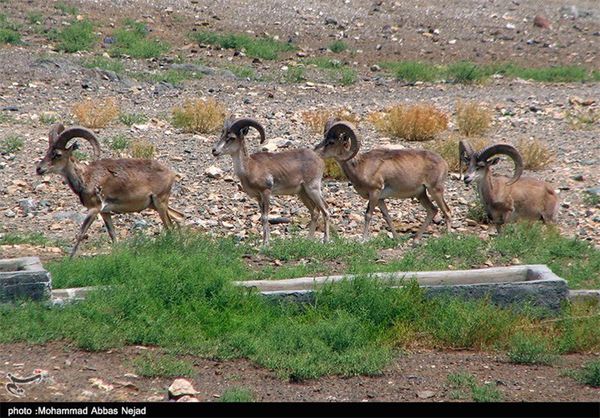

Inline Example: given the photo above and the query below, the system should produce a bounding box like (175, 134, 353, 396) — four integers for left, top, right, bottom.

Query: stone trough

(236, 264, 569, 313)
(0, 257, 51, 303)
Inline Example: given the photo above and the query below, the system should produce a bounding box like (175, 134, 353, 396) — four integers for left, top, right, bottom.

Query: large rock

(0, 257, 51, 303)
(168, 379, 198, 400)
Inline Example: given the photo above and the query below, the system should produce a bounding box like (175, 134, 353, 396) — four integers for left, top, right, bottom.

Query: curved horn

(48, 123, 65, 145)
(325, 121, 360, 161)
(477, 143, 523, 185)
(53, 127, 101, 159)
(458, 140, 474, 179)
(323, 117, 340, 137)
(229, 118, 266, 144)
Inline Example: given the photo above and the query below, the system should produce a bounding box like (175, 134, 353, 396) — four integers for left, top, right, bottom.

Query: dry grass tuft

(323, 158, 346, 180)
(172, 98, 226, 134)
(456, 100, 492, 137)
(425, 133, 489, 172)
(72, 98, 119, 129)
(566, 108, 600, 130)
(369, 104, 448, 141)
(301, 107, 360, 134)
(129, 139, 156, 159)
(515, 138, 554, 171)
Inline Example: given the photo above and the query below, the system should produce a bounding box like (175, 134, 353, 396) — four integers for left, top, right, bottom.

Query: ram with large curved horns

(460, 141, 558, 231)
(314, 119, 452, 242)
(36, 123, 183, 257)
(212, 117, 330, 246)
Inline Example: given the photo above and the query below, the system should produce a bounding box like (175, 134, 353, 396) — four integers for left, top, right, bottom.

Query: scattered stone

(417, 390, 435, 399)
(533, 15, 550, 29)
(204, 165, 224, 179)
(572, 175, 584, 182)
(370, 64, 381, 72)
(177, 395, 200, 402)
(4, 209, 16, 218)
(325, 17, 338, 25)
(168, 378, 199, 400)
(18, 199, 37, 215)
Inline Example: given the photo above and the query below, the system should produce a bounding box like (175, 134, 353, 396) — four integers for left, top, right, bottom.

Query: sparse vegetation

(381, 61, 598, 84)
(425, 134, 489, 172)
(0, 232, 50, 246)
(328, 40, 348, 53)
(515, 138, 554, 170)
(0, 134, 24, 154)
(456, 101, 492, 137)
(171, 98, 226, 134)
(52, 19, 96, 53)
(304, 58, 357, 85)
(573, 359, 600, 387)
(54, 1, 78, 16)
(106, 134, 130, 151)
(507, 332, 556, 365)
(129, 139, 155, 159)
(302, 107, 360, 135)
(323, 158, 346, 181)
(566, 108, 600, 130)
(110, 19, 169, 59)
(133, 353, 195, 378)
(191, 31, 294, 60)
(27, 11, 43, 25)
(583, 191, 600, 207)
(465, 201, 488, 224)
(370, 104, 448, 141)
(132, 68, 203, 85)
(39, 112, 59, 125)
(220, 387, 254, 402)
(447, 372, 502, 402)
(225, 64, 256, 80)
(0, 14, 21, 45)
(119, 113, 147, 127)
(72, 98, 119, 129)
(82, 56, 124, 74)
(284, 66, 306, 83)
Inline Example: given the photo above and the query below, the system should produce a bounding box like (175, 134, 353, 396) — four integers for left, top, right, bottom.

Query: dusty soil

(0, 342, 599, 402)
(0, 0, 599, 402)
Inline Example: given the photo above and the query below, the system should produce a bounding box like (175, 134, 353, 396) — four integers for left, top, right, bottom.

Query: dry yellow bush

(456, 100, 492, 137)
(72, 98, 119, 129)
(370, 103, 448, 141)
(129, 139, 156, 159)
(515, 138, 554, 171)
(301, 107, 360, 134)
(172, 98, 226, 134)
(425, 133, 489, 172)
(323, 158, 346, 180)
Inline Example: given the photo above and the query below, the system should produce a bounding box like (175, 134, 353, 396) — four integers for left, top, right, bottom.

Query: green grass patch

(304, 58, 357, 85)
(51, 19, 96, 53)
(54, 1, 78, 15)
(507, 332, 556, 365)
(380, 60, 597, 84)
(132, 69, 202, 85)
(447, 372, 502, 402)
(284, 66, 306, 83)
(583, 191, 600, 207)
(119, 113, 147, 127)
(328, 40, 347, 53)
(0, 14, 21, 45)
(573, 359, 600, 387)
(0, 232, 51, 246)
(82, 56, 124, 74)
(133, 352, 195, 378)
(224, 64, 256, 80)
(0, 134, 24, 154)
(191, 31, 294, 60)
(105, 134, 130, 151)
(27, 11, 44, 25)
(220, 387, 254, 402)
(110, 19, 169, 59)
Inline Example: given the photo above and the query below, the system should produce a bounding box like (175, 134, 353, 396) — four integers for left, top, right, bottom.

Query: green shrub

(446, 61, 486, 83)
(0, 134, 24, 154)
(220, 387, 254, 402)
(380, 60, 439, 83)
(110, 20, 169, 58)
(106, 134, 130, 151)
(82, 56, 124, 73)
(133, 353, 195, 377)
(574, 359, 600, 387)
(54, 1, 78, 15)
(119, 113, 147, 127)
(507, 332, 556, 365)
(191, 31, 294, 60)
(53, 19, 96, 53)
(27, 11, 43, 25)
(328, 40, 347, 53)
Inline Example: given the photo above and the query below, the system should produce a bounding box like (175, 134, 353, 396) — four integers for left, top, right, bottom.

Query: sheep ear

(240, 127, 250, 136)
(488, 157, 500, 166)
(68, 141, 80, 151)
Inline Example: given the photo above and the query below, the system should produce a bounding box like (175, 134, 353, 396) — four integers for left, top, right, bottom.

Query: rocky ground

(0, 0, 599, 402)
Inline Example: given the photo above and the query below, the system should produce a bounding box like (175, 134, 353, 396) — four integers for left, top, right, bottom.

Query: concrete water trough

(0, 257, 52, 303)
(236, 264, 570, 313)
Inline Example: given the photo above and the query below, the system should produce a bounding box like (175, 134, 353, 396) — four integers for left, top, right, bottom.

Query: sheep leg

(259, 190, 271, 246)
(70, 208, 100, 258)
(415, 192, 437, 241)
(428, 187, 452, 233)
(100, 213, 117, 242)
(151, 194, 174, 230)
(362, 192, 380, 242)
(377, 199, 399, 239)
(298, 189, 319, 238)
(303, 183, 330, 243)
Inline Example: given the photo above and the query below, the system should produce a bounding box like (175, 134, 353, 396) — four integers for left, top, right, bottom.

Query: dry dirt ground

(0, 342, 599, 402)
(0, 0, 599, 402)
